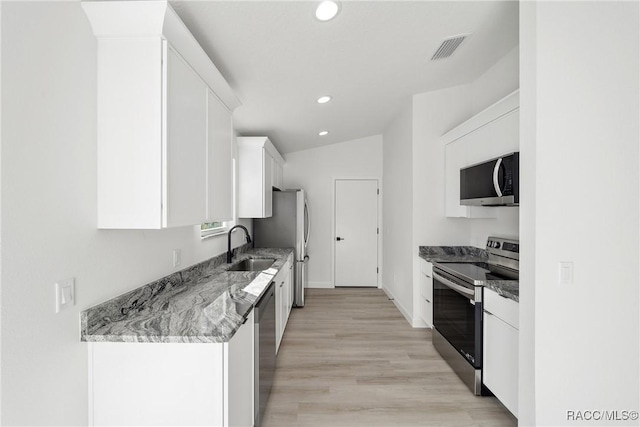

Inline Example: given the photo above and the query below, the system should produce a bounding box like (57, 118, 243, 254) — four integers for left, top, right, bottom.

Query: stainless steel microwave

(460, 152, 519, 206)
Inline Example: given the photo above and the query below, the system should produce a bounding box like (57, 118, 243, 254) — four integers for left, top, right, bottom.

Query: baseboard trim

(307, 281, 333, 289)
(382, 286, 413, 326)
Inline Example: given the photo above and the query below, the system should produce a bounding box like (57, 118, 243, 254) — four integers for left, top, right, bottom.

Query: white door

(334, 179, 378, 287)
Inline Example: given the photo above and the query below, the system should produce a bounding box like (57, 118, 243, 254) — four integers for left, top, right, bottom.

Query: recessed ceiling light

(315, 1, 340, 21)
(317, 95, 332, 104)
(319, 131, 329, 136)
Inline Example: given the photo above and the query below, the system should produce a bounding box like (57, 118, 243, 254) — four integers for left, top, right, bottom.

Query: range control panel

(487, 237, 519, 256)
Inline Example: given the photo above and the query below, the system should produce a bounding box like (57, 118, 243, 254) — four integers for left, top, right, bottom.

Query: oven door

(432, 269, 482, 368)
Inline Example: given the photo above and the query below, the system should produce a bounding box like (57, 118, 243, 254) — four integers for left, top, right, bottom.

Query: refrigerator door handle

(304, 199, 310, 248)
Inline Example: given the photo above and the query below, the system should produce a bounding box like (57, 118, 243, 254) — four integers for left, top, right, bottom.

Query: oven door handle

(433, 272, 475, 299)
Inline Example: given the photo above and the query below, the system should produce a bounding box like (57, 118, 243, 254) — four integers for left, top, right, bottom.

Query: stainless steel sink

(227, 258, 275, 271)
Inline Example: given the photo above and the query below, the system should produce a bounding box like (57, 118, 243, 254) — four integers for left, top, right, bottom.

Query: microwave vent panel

(431, 35, 468, 60)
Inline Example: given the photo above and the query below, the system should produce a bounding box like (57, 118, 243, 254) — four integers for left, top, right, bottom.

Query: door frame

(331, 177, 382, 288)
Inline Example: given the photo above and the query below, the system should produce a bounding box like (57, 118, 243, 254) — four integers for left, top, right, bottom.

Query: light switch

(55, 278, 75, 313)
(559, 262, 573, 285)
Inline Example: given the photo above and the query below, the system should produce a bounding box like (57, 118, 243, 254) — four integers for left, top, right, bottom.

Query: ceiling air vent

(431, 35, 468, 60)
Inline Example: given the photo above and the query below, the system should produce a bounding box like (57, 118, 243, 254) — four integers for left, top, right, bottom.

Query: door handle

(336, 237, 344, 241)
(492, 158, 503, 197)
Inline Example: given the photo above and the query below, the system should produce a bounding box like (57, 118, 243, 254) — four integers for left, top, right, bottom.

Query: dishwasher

(254, 281, 276, 427)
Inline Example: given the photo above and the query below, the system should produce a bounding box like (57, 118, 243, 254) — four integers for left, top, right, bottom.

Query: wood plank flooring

(263, 288, 517, 427)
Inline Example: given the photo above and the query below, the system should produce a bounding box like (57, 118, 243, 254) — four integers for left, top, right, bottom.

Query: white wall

(1, 3, 250, 425)
(471, 46, 520, 116)
(381, 103, 414, 321)
(0, 1, 3, 419)
(283, 135, 383, 288)
(521, 2, 639, 425)
(518, 4, 537, 423)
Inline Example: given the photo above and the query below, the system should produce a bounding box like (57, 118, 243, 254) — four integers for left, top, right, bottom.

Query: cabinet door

(283, 266, 292, 329)
(419, 268, 433, 328)
(467, 110, 519, 166)
(263, 150, 273, 217)
(164, 45, 207, 227)
(274, 269, 284, 352)
(444, 138, 468, 218)
(90, 342, 224, 426)
(272, 161, 283, 190)
(225, 310, 254, 427)
(288, 262, 294, 316)
(207, 91, 233, 222)
(483, 311, 519, 417)
(270, 157, 277, 190)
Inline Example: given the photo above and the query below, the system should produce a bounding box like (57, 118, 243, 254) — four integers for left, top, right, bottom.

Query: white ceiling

(170, 1, 519, 154)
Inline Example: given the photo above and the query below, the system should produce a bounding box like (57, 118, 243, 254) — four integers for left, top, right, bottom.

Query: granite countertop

(418, 245, 488, 263)
(483, 281, 519, 302)
(418, 245, 519, 302)
(81, 247, 294, 344)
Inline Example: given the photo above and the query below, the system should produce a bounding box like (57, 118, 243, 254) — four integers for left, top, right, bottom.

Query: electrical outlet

(55, 278, 75, 313)
(173, 249, 182, 268)
(559, 262, 573, 284)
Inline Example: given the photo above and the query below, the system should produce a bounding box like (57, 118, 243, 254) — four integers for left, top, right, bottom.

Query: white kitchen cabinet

(225, 311, 255, 427)
(271, 156, 284, 191)
(165, 46, 208, 227)
(483, 288, 519, 417)
(287, 255, 294, 318)
(442, 90, 519, 218)
(237, 137, 285, 218)
(88, 310, 254, 427)
(419, 259, 433, 328)
(275, 257, 293, 353)
(207, 91, 234, 222)
(82, 1, 240, 229)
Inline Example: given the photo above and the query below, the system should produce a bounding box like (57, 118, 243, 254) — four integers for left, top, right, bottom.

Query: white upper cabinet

(165, 46, 208, 227)
(237, 137, 285, 219)
(83, 1, 240, 229)
(207, 91, 234, 223)
(442, 90, 519, 218)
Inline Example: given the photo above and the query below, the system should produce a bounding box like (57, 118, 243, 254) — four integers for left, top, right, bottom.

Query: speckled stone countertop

(483, 282, 519, 302)
(81, 247, 294, 344)
(418, 246, 519, 302)
(418, 245, 488, 263)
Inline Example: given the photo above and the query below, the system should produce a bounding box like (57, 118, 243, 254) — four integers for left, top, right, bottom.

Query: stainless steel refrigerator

(253, 189, 309, 307)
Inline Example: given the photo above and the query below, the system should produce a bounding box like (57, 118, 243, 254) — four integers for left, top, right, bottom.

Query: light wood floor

(263, 288, 517, 427)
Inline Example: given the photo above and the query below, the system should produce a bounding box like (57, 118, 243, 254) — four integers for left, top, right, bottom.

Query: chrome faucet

(227, 225, 252, 263)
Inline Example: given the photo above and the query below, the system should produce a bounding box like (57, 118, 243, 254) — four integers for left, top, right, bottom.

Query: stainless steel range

(432, 236, 519, 395)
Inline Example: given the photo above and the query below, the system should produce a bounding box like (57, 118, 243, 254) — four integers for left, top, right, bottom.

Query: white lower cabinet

(88, 311, 254, 427)
(419, 259, 433, 328)
(275, 257, 293, 353)
(483, 288, 519, 417)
